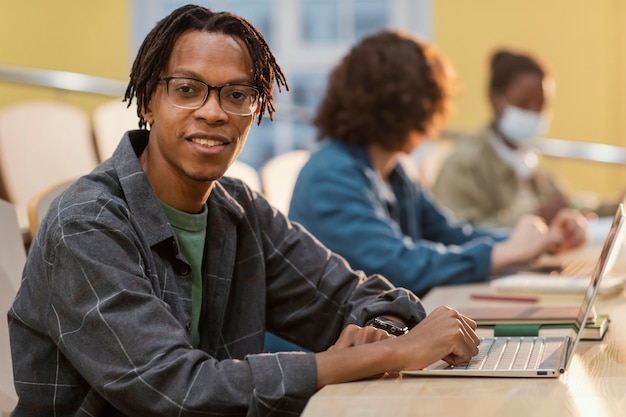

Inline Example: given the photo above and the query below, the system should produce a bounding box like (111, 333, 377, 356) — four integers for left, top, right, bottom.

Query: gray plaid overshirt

(8, 130, 426, 417)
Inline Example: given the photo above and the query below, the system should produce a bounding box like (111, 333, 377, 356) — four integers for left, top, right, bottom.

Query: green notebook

(476, 314, 610, 341)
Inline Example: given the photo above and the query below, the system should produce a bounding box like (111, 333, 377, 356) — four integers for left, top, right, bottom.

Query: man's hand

(328, 324, 397, 350)
(315, 306, 480, 388)
(399, 306, 480, 369)
(329, 307, 481, 370)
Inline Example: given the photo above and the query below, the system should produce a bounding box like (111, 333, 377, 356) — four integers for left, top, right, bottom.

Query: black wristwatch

(369, 316, 409, 336)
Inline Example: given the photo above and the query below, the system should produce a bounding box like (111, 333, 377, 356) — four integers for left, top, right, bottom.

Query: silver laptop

(402, 203, 626, 378)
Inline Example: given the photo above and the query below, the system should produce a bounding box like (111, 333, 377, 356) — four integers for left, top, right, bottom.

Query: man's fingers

(330, 324, 396, 350)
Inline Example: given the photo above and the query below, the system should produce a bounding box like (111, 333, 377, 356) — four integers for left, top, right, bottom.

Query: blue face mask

(497, 105, 548, 145)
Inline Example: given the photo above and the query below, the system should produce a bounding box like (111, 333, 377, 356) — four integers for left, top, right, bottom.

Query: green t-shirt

(160, 201, 207, 348)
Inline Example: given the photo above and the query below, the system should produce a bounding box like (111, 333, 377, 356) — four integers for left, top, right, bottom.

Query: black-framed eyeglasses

(158, 76, 260, 116)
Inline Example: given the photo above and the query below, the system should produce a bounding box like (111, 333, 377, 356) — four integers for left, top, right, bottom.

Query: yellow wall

(1, 0, 625, 198)
(434, 0, 626, 198)
(0, 0, 130, 113)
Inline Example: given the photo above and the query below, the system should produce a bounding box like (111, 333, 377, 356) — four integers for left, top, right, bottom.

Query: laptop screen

(566, 203, 626, 368)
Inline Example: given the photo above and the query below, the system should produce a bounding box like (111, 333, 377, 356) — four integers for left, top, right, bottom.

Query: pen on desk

(470, 293, 539, 303)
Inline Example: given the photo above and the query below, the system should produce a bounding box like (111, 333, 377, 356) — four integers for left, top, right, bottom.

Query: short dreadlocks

(124, 4, 287, 128)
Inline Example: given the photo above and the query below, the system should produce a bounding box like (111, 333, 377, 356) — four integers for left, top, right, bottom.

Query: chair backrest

(27, 178, 74, 239)
(0, 199, 25, 292)
(0, 100, 99, 231)
(260, 149, 310, 214)
(0, 199, 25, 411)
(410, 138, 457, 189)
(224, 160, 262, 192)
(92, 99, 140, 161)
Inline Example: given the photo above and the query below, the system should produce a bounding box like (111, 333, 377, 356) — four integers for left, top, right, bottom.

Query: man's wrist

(368, 316, 409, 336)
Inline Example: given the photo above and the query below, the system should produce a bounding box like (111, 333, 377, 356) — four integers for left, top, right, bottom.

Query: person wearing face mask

(432, 48, 571, 227)
(284, 34, 586, 305)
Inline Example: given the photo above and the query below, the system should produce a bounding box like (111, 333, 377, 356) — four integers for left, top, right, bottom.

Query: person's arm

(315, 305, 480, 388)
(391, 172, 586, 275)
(418, 184, 509, 244)
(490, 214, 551, 271)
(13, 213, 317, 416)
(238, 182, 470, 396)
(258, 191, 427, 351)
(289, 163, 500, 296)
(489, 209, 587, 272)
(545, 208, 587, 252)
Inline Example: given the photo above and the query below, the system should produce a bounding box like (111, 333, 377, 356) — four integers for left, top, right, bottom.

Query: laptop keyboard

(560, 260, 596, 277)
(527, 259, 596, 277)
(460, 337, 565, 371)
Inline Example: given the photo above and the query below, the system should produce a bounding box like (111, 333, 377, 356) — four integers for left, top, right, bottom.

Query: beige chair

(27, 178, 74, 240)
(0, 100, 99, 233)
(260, 149, 310, 214)
(92, 99, 140, 161)
(224, 160, 262, 192)
(0, 199, 25, 414)
(0, 199, 26, 292)
(410, 138, 457, 189)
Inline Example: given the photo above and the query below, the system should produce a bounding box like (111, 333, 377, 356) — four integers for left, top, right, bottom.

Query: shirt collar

(110, 130, 245, 248)
(488, 129, 540, 180)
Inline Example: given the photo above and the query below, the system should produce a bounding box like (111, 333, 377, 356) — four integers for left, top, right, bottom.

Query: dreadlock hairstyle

(124, 4, 287, 128)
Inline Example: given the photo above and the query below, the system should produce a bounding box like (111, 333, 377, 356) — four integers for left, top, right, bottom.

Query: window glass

(291, 72, 327, 110)
(302, 0, 338, 43)
(219, 0, 273, 44)
(131, 0, 274, 56)
(354, 0, 388, 40)
(131, 0, 431, 169)
(290, 72, 327, 149)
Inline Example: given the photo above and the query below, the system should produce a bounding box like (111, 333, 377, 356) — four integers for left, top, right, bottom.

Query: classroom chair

(260, 149, 310, 214)
(0, 100, 98, 233)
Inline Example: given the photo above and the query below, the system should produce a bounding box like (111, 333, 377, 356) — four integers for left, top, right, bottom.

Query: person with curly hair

(289, 31, 587, 298)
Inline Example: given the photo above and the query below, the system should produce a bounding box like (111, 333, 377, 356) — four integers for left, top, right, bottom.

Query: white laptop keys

(402, 203, 626, 378)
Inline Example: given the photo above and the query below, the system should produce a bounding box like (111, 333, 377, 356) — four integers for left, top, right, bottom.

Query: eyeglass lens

(165, 77, 258, 115)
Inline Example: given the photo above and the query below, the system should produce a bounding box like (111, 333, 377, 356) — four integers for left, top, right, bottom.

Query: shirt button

(185, 322, 191, 332)
(179, 265, 190, 275)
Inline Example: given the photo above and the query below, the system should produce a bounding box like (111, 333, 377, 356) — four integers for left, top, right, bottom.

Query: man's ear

(142, 102, 155, 126)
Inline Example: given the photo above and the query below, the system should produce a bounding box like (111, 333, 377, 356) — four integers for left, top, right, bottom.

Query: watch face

(371, 317, 408, 336)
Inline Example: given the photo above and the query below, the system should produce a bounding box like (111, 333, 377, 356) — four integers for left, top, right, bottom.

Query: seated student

(8, 5, 482, 417)
(288, 31, 587, 299)
(432, 49, 576, 227)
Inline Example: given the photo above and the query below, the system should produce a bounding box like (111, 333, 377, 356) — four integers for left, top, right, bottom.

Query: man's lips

(189, 137, 226, 147)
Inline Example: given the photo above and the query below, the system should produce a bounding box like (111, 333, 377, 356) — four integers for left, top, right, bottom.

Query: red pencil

(470, 293, 539, 303)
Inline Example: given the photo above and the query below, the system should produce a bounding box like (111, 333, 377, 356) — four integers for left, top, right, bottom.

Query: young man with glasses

(9, 5, 480, 416)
